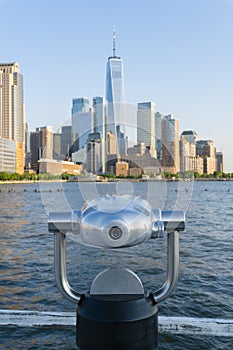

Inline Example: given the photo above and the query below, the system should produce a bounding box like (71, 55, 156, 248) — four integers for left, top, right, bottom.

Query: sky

(0, 0, 233, 171)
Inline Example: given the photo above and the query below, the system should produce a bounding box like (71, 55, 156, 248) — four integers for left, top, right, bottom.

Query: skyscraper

(0, 62, 25, 173)
(161, 114, 180, 173)
(196, 140, 217, 174)
(61, 125, 74, 157)
(72, 97, 93, 150)
(181, 130, 199, 144)
(92, 97, 107, 172)
(72, 97, 89, 115)
(179, 130, 198, 172)
(137, 102, 156, 149)
(37, 126, 53, 160)
(93, 96, 106, 137)
(216, 152, 224, 172)
(155, 112, 164, 160)
(86, 132, 102, 174)
(116, 125, 128, 155)
(30, 131, 39, 171)
(53, 133, 62, 159)
(0, 138, 17, 173)
(180, 138, 196, 172)
(30, 126, 53, 172)
(105, 29, 125, 136)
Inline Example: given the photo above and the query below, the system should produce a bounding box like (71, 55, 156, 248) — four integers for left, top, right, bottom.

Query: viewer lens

(109, 226, 123, 240)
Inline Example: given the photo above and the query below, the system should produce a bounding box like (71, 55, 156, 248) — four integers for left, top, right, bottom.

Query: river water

(0, 180, 232, 349)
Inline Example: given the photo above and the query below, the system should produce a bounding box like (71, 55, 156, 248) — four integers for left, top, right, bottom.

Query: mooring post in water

(48, 195, 185, 349)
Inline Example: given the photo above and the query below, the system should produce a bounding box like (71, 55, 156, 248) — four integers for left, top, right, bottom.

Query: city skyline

(0, 0, 232, 171)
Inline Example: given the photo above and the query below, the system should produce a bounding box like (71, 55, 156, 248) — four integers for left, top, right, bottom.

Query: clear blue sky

(1, 0, 233, 171)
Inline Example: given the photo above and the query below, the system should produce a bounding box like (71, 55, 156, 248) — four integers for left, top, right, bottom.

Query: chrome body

(54, 232, 81, 303)
(48, 195, 185, 304)
(79, 195, 153, 248)
(48, 195, 185, 249)
(90, 268, 145, 295)
(153, 231, 179, 303)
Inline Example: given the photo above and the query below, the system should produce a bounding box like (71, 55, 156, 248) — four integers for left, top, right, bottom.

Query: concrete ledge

(0, 310, 232, 337)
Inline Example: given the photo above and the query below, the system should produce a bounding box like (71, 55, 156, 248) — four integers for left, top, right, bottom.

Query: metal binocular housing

(48, 194, 185, 248)
(48, 195, 185, 350)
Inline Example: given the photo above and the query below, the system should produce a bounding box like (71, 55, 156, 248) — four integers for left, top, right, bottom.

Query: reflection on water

(0, 181, 232, 349)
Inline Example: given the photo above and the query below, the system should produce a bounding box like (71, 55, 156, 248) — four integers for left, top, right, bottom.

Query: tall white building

(180, 138, 196, 172)
(0, 138, 17, 173)
(0, 62, 25, 173)
(180, 130, 198, 173)
(105, 29, 125, 137)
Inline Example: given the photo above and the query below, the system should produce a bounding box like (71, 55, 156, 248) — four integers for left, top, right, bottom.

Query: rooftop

(181, 130, 198, 136)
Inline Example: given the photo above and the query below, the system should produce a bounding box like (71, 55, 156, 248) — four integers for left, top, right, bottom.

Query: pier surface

(0, 310, 232, 337)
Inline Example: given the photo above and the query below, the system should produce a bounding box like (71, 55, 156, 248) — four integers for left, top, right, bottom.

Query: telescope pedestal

(76, 268, 158, 350)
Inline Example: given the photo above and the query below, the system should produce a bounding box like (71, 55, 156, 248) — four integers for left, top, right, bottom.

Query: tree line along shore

(0, 171, 233, 183)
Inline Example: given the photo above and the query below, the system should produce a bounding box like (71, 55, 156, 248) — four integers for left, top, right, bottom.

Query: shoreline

(0, 178, 233, 185)
(0, 179, 66, 185)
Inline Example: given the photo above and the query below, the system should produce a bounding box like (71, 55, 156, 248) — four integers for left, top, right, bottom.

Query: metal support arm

(54, 231, 81, 304)
(53, 230, 180, 304)
(153, 231, 179, 303)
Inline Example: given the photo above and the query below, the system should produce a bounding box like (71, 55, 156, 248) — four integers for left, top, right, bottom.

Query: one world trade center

(105, 29, 125, 140)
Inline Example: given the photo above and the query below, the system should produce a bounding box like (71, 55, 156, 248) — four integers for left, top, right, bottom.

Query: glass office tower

(71, 97, 93, 151)
(93, 96, 106, 137)
(105, 31, 125, 136)
(72, 97, 89, 115)
(137, 102, 156, 148)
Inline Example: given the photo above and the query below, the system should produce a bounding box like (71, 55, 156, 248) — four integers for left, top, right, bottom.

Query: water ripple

(0, 181, 232, 349)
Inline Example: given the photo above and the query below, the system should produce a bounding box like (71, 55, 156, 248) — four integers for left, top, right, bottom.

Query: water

(0, 181, 232, 349)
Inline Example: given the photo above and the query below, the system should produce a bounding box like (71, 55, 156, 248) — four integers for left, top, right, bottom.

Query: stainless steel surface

(153, 231, 179, 303)
(162, 210, 185, 232)
(48, 211, 81, 234)
(151, 221, 165, 238)
(90, 268, 144, 295)
(53, 229, 180, 303)
(49, 196, 185, 304)
(79, 195, 153, 248)
(54, 232, 81, 303)
(48, 195, 185, 249)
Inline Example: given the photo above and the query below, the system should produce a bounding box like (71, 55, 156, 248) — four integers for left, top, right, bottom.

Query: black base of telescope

(76, 293, 158, 350)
